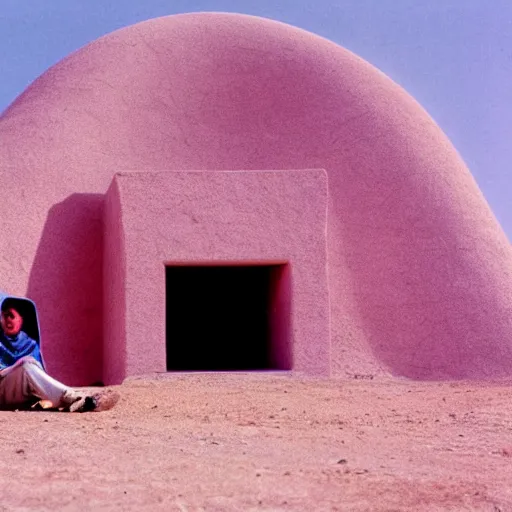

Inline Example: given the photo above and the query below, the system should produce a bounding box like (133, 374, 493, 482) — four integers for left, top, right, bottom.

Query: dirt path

(1, 373, 511, 511)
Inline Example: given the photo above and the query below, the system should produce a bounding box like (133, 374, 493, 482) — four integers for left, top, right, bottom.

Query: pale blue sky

(1, 1, 510, 239)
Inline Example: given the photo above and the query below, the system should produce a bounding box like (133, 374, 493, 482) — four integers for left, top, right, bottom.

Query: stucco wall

(104, 170, 329, 384)
(0, 13, 511, 384)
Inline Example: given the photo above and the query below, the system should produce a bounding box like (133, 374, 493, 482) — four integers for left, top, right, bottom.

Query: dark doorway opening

(166, 264, 291, 372)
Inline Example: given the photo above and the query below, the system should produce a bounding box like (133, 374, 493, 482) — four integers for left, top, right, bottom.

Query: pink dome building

(1, 13, 511, 385)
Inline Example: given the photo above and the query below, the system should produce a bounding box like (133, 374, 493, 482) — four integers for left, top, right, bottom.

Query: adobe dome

(1, 13, 511, 384)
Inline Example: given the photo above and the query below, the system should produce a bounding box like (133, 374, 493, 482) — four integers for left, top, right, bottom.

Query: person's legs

(0, 357, 81, 409)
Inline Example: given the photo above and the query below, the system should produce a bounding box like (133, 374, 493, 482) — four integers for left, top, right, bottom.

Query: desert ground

(1, 372, 512, 511)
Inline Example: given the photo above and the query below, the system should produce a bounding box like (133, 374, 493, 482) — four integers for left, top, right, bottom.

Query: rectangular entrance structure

(103, 170, 329, 384)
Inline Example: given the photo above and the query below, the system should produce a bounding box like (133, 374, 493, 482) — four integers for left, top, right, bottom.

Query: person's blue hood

(0, 291, 44, 367)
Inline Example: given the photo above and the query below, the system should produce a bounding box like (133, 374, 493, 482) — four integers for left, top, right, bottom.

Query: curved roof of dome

(1, 12, 455, 181)
(1, 12, 511, 384)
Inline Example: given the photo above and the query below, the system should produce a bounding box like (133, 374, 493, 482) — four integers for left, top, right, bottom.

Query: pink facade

(104, 170, 329, 384)
(1, 13, 512, 385)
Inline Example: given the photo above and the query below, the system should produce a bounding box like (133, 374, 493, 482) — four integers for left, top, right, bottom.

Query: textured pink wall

(104, 170, 329, 384)
(103, 181, 126, 385)
(0, 13, 511, 384)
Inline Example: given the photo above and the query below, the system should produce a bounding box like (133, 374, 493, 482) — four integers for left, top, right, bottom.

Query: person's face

(1, 307, 23, 336)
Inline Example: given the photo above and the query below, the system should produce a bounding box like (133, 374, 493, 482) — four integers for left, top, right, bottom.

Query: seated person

(0, 298, 107, 412)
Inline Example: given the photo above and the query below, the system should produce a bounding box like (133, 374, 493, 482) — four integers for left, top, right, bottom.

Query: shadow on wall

(27, 193, 104, 386)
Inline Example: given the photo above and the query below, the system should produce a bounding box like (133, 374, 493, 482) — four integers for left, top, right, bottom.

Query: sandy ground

(1, 372, 512, 511)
